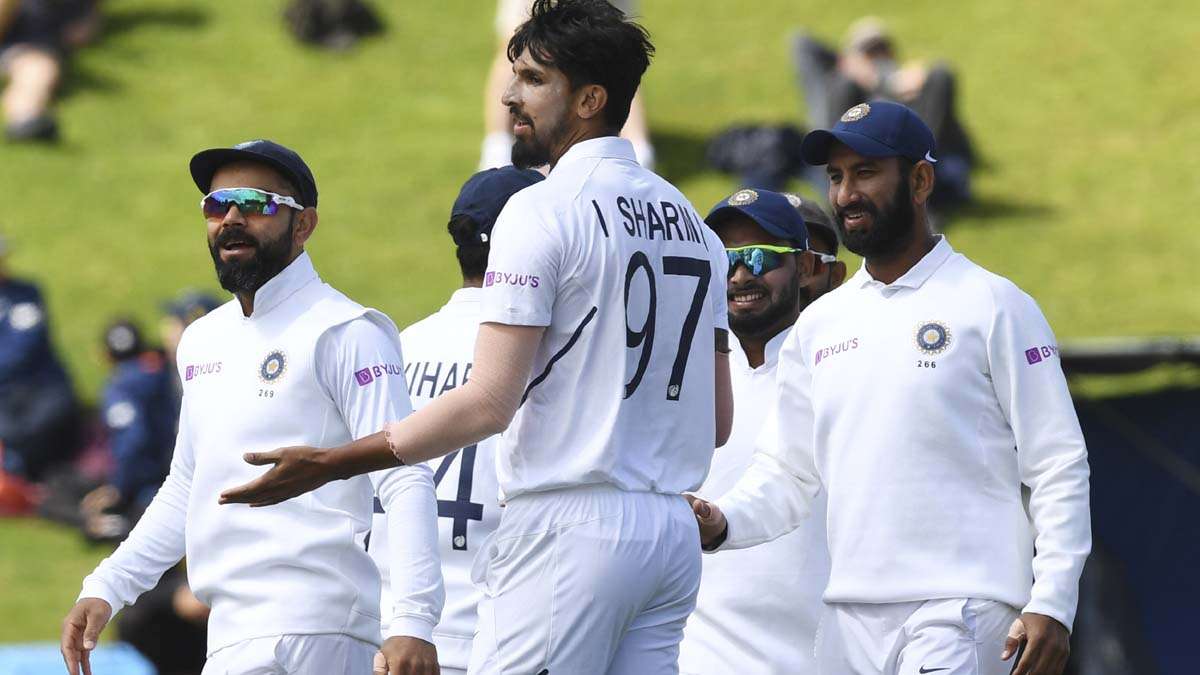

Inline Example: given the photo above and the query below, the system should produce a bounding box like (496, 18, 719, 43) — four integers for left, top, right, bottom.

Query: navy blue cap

(190, 140, 319, 208)
(800, 101, 936, 166)
(450, 167, 544, 245)
(705, 188, 809, 248)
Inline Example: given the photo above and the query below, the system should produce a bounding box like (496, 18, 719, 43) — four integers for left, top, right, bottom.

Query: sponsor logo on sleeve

(484, 272, 540, 288)
(1025, 344, 1059, 365)
(355, 363, 403, 386)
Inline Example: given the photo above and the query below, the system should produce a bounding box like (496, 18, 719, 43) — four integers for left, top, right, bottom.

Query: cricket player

(691, 102, 1092, 675)
(220, 2, 733, 673)
(60, 140, 444, 675)
(680, 189, 839, 675)
(368, 166, 544, 675)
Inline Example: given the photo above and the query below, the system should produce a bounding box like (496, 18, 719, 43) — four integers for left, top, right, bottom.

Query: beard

(728, 272, 801, 339)
(208, 217, 295, 295)
(509, 106, 566, 169)
(835, 178, 916, 259)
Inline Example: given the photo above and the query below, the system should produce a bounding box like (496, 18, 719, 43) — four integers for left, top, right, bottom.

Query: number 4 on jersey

(371, 444, 483, 552)
(433, 444, 484, 551)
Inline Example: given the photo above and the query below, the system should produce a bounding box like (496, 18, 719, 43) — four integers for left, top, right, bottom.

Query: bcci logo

(259, 350, 288, 383)
(727, 189, 758, 206)
(915, 321, 952, 354)
(841, 103, 871, 123)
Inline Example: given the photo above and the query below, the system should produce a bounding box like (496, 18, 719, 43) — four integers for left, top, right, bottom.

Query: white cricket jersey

(680, 329, 829, 675)
(79, 253, 444, 654)
(718, 237, 1092, 630)
(480, 136, 728, 499)
(369, 287, 501, 670)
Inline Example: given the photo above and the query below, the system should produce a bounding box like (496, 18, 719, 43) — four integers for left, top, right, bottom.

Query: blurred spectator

(0, 0, 102, 142)
(78, 318, 178, 541)
(0, 234, 80, 479)
(159, 289, 220, 394)
(283, 0, 383, 50)
(116, 565, 208, 675)
(479, 0, 654, 170)
(792, 17, 975, 210)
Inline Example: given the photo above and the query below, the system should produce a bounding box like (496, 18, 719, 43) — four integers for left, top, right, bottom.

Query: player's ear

(576, 84, 608, 122)
(293, 208, 318, 246)
(796, 250, 815, 280)
(911, 160, 936, 207)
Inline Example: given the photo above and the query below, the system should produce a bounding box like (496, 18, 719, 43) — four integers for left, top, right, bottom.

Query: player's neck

(736, 324, 792, 369)
(549, 125, 615, 169)
(462, 277, 483, 289)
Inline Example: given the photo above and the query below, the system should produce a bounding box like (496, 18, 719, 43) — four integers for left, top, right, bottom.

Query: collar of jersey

(854, 235, 952, 291)
(732, 326, 791, 373)
(246, 251, 319, 319)
(552, 136, 638, 173)
(448, 286, 481, 308)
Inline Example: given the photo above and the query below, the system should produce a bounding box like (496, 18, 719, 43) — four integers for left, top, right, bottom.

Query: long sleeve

(717, 328, 822, 550)
(317, 317, 444, 642)
(987, 283, 1091, 630)
(78, 395, 194, 614)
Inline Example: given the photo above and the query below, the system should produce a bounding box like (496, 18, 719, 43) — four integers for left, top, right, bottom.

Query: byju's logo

(484, 271, 540, 288)
(1025, 344, 1059, 365)
(184, 362, 222, 381)
(354, 368, 374, 386)
(354, 363, 403, 386)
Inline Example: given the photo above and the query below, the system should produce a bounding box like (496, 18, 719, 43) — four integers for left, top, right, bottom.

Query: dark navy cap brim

(705, 205, 794, 242)
(190, 148, 311, 206)
(800, 128, 905, 166)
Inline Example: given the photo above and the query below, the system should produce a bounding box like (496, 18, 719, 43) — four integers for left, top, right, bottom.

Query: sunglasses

(726, 245, 840, 277)
(201, 188, 304, 219)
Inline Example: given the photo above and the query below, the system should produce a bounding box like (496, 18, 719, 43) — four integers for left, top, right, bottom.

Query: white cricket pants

(468, 484, 702, 675)
(200, 633, 376, 675)
(815, 598, 1020, 675)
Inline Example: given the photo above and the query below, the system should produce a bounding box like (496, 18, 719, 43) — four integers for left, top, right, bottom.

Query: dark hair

(508, 0, 654, 131)
(447, 214, 490, 281)
(807, 227, 838, 256)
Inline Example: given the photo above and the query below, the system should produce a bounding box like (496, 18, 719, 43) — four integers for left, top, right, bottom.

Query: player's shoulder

(178, 298, 237, 342)
(954, 252, 1039, 309)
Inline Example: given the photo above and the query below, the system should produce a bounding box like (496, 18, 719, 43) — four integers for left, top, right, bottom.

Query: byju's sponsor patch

(484, 271, 540, 288)
(1025, 344, 1059, 365)
(354, 363, 403, 386)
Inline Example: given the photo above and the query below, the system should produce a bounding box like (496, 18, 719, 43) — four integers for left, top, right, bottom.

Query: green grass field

(1, 0, 1198, 643)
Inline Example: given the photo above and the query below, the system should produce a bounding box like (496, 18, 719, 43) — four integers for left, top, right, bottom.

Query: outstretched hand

(218, 446, 336, 507)
(61, 598, 112, 675)
(1002, 612, 1071, 675)
(685, 494, 729, 550)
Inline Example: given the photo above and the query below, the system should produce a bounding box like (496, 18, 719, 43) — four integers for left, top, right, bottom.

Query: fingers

(81, 608, 104, 651)
(373, 650, 387, 675)
(243, 449, 282, 466)
(60, 614, 82, 675)
(1001, 616, 1025, 660)
(691, 497, 712, 519)
(81, 649, 93, 675)
(219, 474, 287, 507)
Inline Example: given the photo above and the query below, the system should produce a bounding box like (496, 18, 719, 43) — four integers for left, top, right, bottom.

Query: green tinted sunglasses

(726, 245, 839, 277)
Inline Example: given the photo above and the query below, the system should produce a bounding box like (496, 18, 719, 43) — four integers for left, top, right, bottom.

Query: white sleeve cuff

(383, 615, 437, 643)
(1022, 598, 1075, 633)
(77, 579, 122, 618)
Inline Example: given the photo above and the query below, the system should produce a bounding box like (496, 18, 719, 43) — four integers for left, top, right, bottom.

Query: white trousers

(201, 634, 376, 675)
(816, 598, 1019, 675)
(468, 485, 701, 675)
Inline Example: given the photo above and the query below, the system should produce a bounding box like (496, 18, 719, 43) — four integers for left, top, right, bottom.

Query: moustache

(214, 229, 259, 249)
(509, 107, 533, 126)
(727, 282, 770, 300)
(834, 198, 880, 221)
